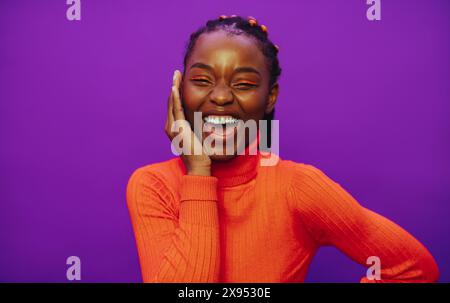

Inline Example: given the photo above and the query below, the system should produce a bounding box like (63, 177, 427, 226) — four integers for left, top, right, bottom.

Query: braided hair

(182, 15, 281, 148)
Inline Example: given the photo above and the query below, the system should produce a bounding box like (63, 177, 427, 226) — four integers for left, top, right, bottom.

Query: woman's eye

(234, 83, 257, 90)
(191, 79, 212, 86)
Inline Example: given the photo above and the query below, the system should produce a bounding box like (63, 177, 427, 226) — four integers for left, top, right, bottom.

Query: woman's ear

(265, 83, 279, 114)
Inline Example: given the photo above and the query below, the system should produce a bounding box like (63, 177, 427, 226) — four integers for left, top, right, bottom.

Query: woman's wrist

(187, 168, 211, 176)
(184, 158, 212, 176)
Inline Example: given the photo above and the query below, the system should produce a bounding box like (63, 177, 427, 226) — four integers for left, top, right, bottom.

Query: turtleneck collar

(176, 132, 263, 188)
(211, 132, 261, 188)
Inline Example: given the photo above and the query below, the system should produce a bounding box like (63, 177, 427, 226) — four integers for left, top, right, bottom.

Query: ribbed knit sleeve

(126, 168, 221, 282)
(287, 163, 440, 283)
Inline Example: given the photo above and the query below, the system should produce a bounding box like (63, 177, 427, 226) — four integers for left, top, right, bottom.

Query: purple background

(1, 0, 449, 282)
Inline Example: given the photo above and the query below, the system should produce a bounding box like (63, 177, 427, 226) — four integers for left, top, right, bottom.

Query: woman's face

(181, 30, 279, 161)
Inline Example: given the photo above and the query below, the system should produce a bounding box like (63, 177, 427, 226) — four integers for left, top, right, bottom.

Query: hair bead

(260, 24, 268, 34)
(247, 16, 257, 26)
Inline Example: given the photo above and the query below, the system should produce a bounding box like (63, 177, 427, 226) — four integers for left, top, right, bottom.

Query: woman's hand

(165, 70, 212, 176)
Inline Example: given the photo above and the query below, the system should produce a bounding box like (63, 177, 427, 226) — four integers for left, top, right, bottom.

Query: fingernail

(173, 71, 177, 82)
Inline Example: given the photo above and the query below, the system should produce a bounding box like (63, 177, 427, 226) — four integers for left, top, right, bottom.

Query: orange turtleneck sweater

(126, 140, 439, 283)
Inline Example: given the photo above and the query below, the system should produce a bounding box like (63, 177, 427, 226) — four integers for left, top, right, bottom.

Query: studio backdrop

(0, 0, 449, 282)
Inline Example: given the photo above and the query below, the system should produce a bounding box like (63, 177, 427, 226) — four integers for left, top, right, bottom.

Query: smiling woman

(179, 19, 279, 162)
(125, 15, 439, 283)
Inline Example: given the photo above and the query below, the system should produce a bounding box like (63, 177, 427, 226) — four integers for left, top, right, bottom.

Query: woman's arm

(287, 163, 440, 282)
(126, 168, 220, 282)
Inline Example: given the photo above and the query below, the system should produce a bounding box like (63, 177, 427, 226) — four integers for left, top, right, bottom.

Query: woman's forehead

(188, 31, 266, 69)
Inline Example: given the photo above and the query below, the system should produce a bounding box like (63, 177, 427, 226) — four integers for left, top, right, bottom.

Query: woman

(126, 15, 439, 283)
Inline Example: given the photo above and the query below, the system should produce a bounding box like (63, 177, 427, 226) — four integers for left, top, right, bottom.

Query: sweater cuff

(179, 175, 219, 226)
(180, 175, 218, 202)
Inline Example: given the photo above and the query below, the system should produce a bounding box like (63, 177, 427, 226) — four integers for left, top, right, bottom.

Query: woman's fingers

(165, 78, 175, 138)
(172, 86, 183, 121)
(172, 70, 186, 121)
(173, 69, 181, 88)
(166, 69, 209, 158)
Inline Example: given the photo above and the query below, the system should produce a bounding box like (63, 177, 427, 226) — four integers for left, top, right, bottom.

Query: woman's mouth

(203, 115, 239, 126)
(203, 115, 240, 140)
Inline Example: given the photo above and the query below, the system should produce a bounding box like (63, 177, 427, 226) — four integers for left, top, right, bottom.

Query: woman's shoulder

(274, 157, 323, 175)
(275, 158, 334, 188)
(127, 157, 184, 190)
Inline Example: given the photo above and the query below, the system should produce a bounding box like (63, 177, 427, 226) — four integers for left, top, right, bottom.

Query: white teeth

(204, 115, 238, 125)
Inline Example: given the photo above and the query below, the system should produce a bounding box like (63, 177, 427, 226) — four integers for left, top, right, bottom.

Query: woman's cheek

(182, 85, 209, 111)
(181, 85, 209, 124)
(236, 91, 267, 116)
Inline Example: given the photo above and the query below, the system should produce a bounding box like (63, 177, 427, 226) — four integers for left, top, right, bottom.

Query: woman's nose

(209, 83, 234, 106)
